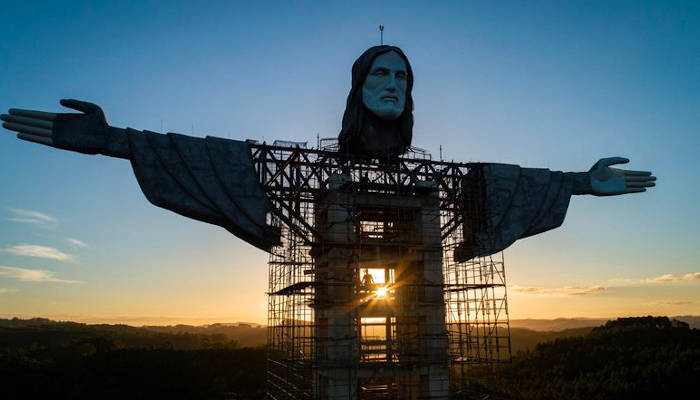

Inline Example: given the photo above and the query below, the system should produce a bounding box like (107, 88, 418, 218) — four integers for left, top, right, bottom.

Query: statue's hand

(1, 99, 110, 155)
(589, 157, 656, 196)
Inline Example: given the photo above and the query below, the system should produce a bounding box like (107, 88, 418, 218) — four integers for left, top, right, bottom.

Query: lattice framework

(252, 143, 511, 399)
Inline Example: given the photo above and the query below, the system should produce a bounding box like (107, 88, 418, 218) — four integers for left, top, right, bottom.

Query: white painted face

(362, 51, 407, 120)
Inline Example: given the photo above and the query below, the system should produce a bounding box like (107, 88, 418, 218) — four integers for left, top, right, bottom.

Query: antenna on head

(379, 25, 384, 45)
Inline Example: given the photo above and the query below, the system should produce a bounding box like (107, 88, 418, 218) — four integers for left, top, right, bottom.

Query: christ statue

(0, 45, 656, 260)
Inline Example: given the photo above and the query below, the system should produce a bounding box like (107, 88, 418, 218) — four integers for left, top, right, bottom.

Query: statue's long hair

(338, 45, 414, 158)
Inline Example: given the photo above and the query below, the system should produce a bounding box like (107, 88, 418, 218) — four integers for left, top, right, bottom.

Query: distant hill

(0, 318, 595, 353)
(509, 327, 593, 353)
(510, 318, 608, 331)
(671, 315, 700, 329)
(0, 318, 267, 347)
(3, 316, 697, 353)
(142, 323, 266, 347)
(510, 315, 700, 331)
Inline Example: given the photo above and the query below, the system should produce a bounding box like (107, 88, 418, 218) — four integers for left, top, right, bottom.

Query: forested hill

(0, 317, 591, 353)
(0, 317, 267, 347)
(0, 318, 266, 399)
(466, 316, 700, 400)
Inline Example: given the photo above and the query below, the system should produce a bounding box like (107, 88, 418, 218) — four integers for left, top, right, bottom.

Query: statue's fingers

(17, 133, 53, 146)
(625, 175, 656, 182)
(8, 108, 57, 121)
(2, 122, 52, 137)
(0, 114, 53, 129)
(627, 182, 655, 188)
(60, 99, 100, 114)
(622, 170, 651, 176)
(599, 157, 629, 168)
(624, 187, 646, 194)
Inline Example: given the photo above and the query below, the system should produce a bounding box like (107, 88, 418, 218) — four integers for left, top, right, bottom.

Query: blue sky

(1, 1, 698, 324)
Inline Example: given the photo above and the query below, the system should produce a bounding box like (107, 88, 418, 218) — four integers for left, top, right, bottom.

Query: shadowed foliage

(0, 319, 265, 399)
(465, 316, 699, 400)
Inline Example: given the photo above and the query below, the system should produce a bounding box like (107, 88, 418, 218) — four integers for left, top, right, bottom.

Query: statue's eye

(372, 68, 388, 76)
(396, 72, 407, 80)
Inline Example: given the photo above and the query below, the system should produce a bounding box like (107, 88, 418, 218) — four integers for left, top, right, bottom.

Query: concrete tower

(312, 174, 449, 399)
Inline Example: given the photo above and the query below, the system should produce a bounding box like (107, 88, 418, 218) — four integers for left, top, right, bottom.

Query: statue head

(338, 45, 414, 158)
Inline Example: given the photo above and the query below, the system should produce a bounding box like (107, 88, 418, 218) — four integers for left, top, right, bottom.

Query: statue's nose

(385, 75, 397, 91)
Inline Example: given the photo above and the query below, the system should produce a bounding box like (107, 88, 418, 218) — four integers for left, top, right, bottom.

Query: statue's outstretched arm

(1, 99, 130, 158)
(1, 99, 280, 252)
(456, 158, 657, 262)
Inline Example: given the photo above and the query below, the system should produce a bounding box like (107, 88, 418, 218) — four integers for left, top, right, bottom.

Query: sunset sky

(1, 1, 698, 325)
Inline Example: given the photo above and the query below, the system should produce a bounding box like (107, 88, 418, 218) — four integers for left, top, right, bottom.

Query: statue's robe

(455, 163, 577, 262)
(125, 129, 280, 252)
(122, 129, 578, 260)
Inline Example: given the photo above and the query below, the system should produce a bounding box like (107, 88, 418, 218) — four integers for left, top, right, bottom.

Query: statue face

(362, 51, 407, 120)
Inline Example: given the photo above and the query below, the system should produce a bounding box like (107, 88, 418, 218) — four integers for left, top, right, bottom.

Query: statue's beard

(360, 112, 406, 159)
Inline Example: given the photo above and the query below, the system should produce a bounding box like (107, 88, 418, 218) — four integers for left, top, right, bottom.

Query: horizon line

(2, 313, 697, 328)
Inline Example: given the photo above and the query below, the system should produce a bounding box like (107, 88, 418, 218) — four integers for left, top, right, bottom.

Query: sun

(375, 286, 388, 298)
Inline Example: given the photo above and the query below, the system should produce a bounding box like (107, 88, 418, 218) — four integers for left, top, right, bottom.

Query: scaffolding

(252, 143, 511, 399)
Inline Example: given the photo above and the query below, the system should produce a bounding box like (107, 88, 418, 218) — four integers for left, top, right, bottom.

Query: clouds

(4, 208, 88, 260)
(511, 285, 606, 296)
(0, 265, 80, 283)
(1, 207, 88, 291)
(3, 244, 74, 261)
(514, 270, 700, 297)
(66, 238, 88, 248)
(7, 208, 57, 224)
(647, 272, 700, 282)
(607, 271, 700, 286)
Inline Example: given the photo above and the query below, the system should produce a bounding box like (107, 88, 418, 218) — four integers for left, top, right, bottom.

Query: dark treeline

(142, 323, 266, 347)
(0, 320, 265, 399)
(466, 316, 700, 400)
(1, 316, 697, 399)
(0, 317, 267, 347)
(508, 327, 593, 353)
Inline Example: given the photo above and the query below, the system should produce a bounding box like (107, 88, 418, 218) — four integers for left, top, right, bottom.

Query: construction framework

(251, 142, 511, 399)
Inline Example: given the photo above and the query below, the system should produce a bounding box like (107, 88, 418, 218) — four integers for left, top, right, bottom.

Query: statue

(0, 45, 657, 259)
